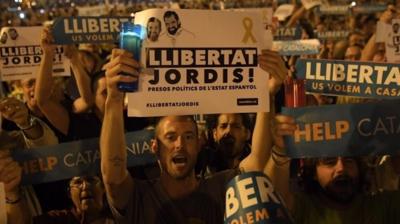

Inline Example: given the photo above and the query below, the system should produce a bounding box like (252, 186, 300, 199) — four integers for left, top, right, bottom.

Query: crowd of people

(1, 0, 400, 223)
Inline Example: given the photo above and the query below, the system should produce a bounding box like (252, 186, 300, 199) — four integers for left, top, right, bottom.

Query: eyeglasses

(318, 157, 357, 167)
(69, 176, 101, 188)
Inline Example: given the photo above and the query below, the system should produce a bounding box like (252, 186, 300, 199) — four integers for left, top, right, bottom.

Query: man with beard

(198, 113, 253, 175)
(266, 115, 400, 224)
(159, 10, 195, 46)
(100, 49, 286, 223)
(146, 17, 162, 42)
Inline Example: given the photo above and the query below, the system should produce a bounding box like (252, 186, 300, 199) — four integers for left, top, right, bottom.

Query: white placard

(385, 19, 400, 63)
(77, 5, 108, 16)
(272, 39, 321, 56)
(273, 4, 294, 21)
(0, 26, 70, 81)
(128, 9, 270, 117)
(301, 0, 322, 10)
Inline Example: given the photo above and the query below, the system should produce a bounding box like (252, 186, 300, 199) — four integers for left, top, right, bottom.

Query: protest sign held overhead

(317, 4, 350, 15)
(52, 16, 134, 44)
(351, 4, 387, 14)
(296, 58, 400, 99)
(282, 101, 400, 158)
(0, 26, 70, 81)
(315, 30, 349, 41)
(12, 130, 155, 185)
(301, 0, 322, 10)
(273, 39, 320, 56)
(385, 19, 400, 63)
(273, 26, 302, 41)
(127, 9, 271, 117)
(225, 172, 292, 224)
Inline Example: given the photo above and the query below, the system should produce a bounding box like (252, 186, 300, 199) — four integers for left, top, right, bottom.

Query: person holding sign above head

(265, 115, 400, 224)
(198, 50, 289, 176)
(100, 48, 287, 223)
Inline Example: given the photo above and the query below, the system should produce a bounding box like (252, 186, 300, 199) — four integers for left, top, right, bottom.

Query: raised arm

(100, 49, 139, 210)
(64, 45, 95, 113)
(361, 6, 397, 61)
(35, 26, 70, 135)
(239, 50, 287, 172)
(264, 114, 296, 210)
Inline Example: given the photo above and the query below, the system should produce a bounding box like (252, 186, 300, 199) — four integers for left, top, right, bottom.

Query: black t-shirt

(111, 169, 239, 224)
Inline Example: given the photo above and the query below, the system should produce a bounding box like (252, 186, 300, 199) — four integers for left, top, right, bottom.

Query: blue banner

(352, 4, 387, 14)
(315, 30, 349, 40)
(12, 130, 156, 185)
(317, 5, 350, 15)
(52, 16, 135, 44)
(282, 101, 400, 158)
(225, 172, 292, 224)
(296, 59, 400, 99)
(273, 26, 302, 41)
(273, 39, 320, 56)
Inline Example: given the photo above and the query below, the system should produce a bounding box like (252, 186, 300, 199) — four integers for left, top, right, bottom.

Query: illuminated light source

(19, 12, 25, 19)
(130, 12, 135, 17)
(39, 9, 45, 14)
(350, 1, 356, 7)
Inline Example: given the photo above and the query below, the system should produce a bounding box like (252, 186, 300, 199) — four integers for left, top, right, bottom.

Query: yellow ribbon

(242, 17, 256, 44)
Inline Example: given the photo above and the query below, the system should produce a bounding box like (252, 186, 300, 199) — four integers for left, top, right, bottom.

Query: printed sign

(225, 172, 292, 224)
(282, 101, 400, 158)
(127, 9, 270, 117)
(12, 130, 155, 185)
(77, 5, 109, 16)
(52, 16, 134, 44)
(0, 183, 5, 224)
(316, 30, 349, 40)
(296, 59, 400, 99)
(385, 19, 400, 63)
(352, 4, 387, 14)
(0, 26, 70, 81)
(274, 26, 302, 41)
(231, 8, 274, 49)
(318, 5, 350, 15)
(272, 39, 320, 56)
(273, 4, 294, 21)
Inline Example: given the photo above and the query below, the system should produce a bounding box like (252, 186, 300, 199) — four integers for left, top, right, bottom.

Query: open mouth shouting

(172, 154, 188, 169)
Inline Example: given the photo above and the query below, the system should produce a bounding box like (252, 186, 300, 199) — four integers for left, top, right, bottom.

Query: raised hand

(0, 98, 30, 128)
(258, 50, 288, 96)
(102, 49, 140, 101)
(41, 25, 56, 55)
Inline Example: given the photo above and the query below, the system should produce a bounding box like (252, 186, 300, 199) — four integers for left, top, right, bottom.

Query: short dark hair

(299, 157, 367, 194)
(205, 113, 253, 131)
(163, 11, 180, 22)
(147, 17, 161, 28)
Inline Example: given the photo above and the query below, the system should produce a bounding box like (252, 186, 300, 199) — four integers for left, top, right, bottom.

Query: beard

(168, 27, 178, 35)
(167, 24, 180, 35)
(321, 175, 359, 204)
(210, 135, 237, 171)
